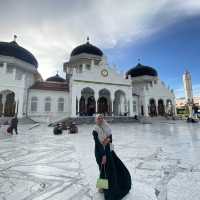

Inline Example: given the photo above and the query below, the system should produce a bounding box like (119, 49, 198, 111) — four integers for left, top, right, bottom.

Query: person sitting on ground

(53, 123, 63, 135)
(69, 122, 78, 134)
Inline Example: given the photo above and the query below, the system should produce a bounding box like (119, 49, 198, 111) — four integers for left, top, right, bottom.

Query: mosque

(0, 36, 175, 122)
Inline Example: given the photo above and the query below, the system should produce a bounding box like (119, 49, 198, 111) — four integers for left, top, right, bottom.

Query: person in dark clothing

(10, 115, 18, 134)
(53, 123, 63, 135)
(69, 122, 78, 134)
(92, 114, 131, 200)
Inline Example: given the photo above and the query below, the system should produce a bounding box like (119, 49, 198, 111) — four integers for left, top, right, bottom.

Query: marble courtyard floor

(0, 121, 200, 200)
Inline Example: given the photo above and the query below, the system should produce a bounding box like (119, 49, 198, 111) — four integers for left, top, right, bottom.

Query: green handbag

(96, 165, 109, 189)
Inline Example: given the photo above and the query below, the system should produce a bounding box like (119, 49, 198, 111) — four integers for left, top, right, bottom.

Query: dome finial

(87, 36, 90, 44)
(137, 58, 141, 63)
(13, 34, 17, 42)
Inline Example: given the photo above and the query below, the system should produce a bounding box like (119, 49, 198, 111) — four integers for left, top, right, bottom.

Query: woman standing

(92, 114, 131, 200)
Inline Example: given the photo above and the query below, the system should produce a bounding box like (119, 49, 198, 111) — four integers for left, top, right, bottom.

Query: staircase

(49, 116, 139, 127)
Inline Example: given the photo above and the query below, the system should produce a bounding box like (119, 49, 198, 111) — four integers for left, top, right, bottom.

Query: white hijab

(94, 114, 112, 144)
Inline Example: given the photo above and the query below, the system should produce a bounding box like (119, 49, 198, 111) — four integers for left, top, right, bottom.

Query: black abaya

(92, 130, 131, 200)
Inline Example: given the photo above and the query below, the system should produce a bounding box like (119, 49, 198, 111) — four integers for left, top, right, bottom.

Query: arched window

(45, 97, 51, 112)
(58, 98, 64, 112)
(133, 100, 137, 112)
(31, 97, 38, 112)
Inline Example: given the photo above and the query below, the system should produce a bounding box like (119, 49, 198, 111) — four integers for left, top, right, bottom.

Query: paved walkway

(0, 121, 200, 200)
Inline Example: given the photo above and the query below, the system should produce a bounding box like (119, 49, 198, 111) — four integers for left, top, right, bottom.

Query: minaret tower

(183, 70, 193, 117)
(183, 70, 193, 103)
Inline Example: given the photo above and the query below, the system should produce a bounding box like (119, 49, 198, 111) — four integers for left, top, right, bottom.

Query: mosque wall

(28, 89, 70, 122)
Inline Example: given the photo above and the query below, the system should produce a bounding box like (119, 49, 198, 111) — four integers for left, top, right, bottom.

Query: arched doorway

(87, 96, 96, 116)
(141, 105, 144, 116)
(166, 99, 173, 116)
(158, 99, 165, 116)
(4, 92, 16, 117)
(79, 96, 85, 116)
(80, 87, 95, 116)
(98, 97, 108, 115)
(113, 90, 127, 116)
(149, 98, 157, 117)
(98, 89, 111, 115)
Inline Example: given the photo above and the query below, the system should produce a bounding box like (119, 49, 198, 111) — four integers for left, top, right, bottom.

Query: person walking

(10, 115, 18, 135)
(92, 114, 131, 200)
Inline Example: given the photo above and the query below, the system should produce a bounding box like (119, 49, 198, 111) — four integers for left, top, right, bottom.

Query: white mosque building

(0, 37, 175, 122)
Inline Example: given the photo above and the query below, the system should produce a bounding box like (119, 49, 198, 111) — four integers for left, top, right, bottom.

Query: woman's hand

(101, 155, 107, 165)
(102, 137, 110, 145)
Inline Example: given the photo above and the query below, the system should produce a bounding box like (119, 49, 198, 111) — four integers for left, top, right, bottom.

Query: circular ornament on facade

(101, 69, 108, 77)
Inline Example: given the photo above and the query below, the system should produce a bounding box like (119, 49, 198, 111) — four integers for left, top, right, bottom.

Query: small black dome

(71, 40, 103, 57)
(0, 41, 38, 67)
(46, 74, 66, 82)
(126, 63, 158, 78)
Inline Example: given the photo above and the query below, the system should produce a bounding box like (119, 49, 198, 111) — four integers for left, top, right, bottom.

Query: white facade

(131, 77, 175, 117)
(64, 55, 135, 117)
(0, 55, 36, 118)
(0, 39, 176, 122)
(28, 89, 70, 123)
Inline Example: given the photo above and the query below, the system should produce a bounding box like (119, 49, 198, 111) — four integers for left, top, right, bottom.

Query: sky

(0, 0, 200, 98)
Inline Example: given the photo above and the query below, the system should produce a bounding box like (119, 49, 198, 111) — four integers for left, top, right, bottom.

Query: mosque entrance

(98, 97, 108, 115)
(79, 87, 96, 116)
(87, 96, 96, 116)
(79, 96, 85, 116)
(0, 90, 16, 117)
(4, 92, 16, 117)
(158, 99, 165, 116)
(113, 90, 127, 116)
(149, 99, 157, 117)
(98, 89, 111, 115)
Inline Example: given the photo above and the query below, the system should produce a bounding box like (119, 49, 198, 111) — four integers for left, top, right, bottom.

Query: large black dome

(126, 63, 158, 78)
(46, 74, 66, 82)
(70, 40, 103, 57)
(0, 40, 38, 68)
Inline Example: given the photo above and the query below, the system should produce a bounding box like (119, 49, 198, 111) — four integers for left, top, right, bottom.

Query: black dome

(46, 74, 66, 82)
(126, 63, 158, 78)
(0, 41, 38, 68)
(71, 41, 103, 57)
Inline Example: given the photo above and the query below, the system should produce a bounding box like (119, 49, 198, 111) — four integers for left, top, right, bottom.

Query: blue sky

(104, 15, 200, 97)
(0, 0, 200, 98)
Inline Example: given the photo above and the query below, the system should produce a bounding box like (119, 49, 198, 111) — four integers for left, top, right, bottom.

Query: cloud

(1, 0, 200, 79)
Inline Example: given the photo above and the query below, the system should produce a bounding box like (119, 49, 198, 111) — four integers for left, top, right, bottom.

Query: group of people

(53, 122, 78, 135)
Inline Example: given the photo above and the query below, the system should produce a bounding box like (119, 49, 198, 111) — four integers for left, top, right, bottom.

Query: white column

(77, 98, 79, 116)
(15, 94, 23, 118)
(71, 84, 77, 117)
(110, 92, 115, 116)
(129, 96, 134, 116)
(77, 92, 81, 116)
(143, 98, 149, 117)
(91, 59, 94, 67)
(95, 93, 98, 114)
(2, 93, 6, 116)
(82, 63, 86, 72)
(13, 68, 16, 80)
(3, 62, 7, 74)
(120, 96, 125, 115)
(71, 96, 77, 117)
